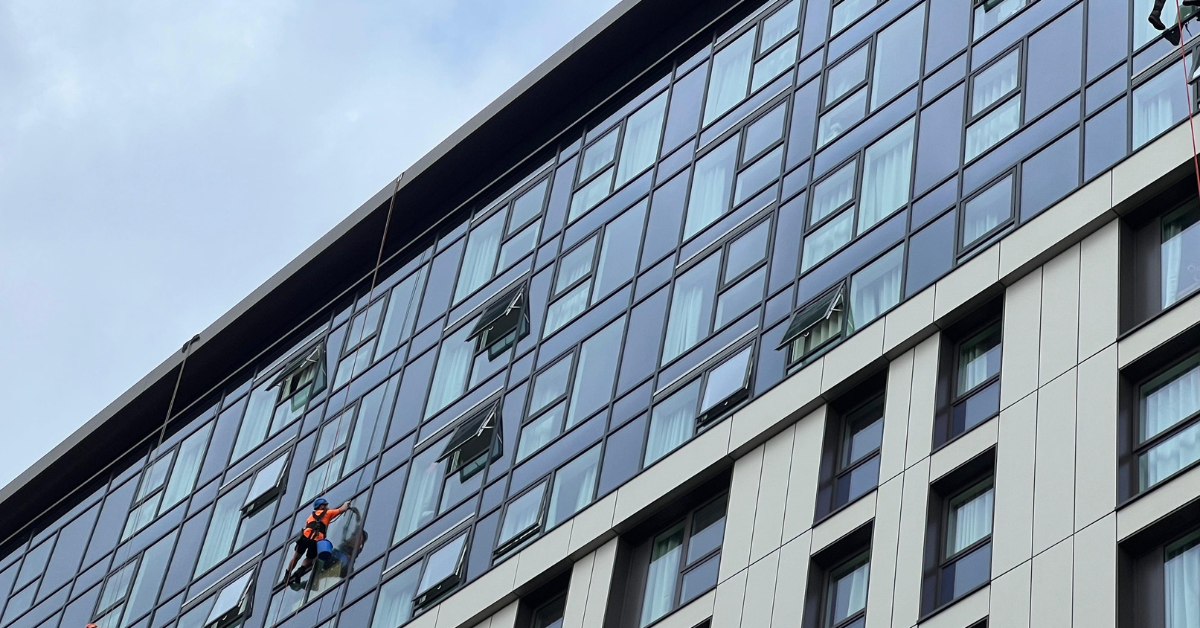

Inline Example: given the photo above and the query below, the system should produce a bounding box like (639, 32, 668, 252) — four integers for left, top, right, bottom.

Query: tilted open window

(470, 282, 529, 359)
(413, 533, 469, 610)
(205, 569, 255, 628)
(780, 282, 846, 366)
(270, 341, 327, 403)
(697, 345, 755, 426)
(241, 454, 288, 515)
(495, 481, 549, 557)
(439, 399, 503, 483)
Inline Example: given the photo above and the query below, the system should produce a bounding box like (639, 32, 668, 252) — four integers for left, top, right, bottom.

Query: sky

(0, 0, 623, 488)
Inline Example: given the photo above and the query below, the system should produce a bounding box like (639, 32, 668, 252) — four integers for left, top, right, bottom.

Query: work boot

(1165, 24, 1182, 46)
(1150, 0, 1168, 29)
(1185, 0, 1200, 7)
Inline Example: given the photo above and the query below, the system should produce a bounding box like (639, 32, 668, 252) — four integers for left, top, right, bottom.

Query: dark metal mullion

(1133, 411, 1200, 458)
(835, 449, 881, 481)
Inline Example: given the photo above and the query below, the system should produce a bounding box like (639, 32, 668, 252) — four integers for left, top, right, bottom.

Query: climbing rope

(157, 333, 202, 447)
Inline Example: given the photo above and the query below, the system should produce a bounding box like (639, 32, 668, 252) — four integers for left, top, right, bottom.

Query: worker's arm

(326, 501, 353, 520)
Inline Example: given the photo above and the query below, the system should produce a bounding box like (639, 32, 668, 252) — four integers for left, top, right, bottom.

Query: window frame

(933, 299, 1003, 451)
(632, 493, 729, 627)
(412, 530, 471, 611)
(1117, 498, 1200, 628)
(815, 374, 886, 522)
(454, 170, 552, 305)
(204, 568, 256, 628)
(822, 550, 871, 628)
(1126, 349, 1200, 497)
(958, 172, 1016, 255)
(920, 449, 996, 617)
(1122, 187, 1200, 330)
(963, 43, 1024, 164)
(781, 281, 848, 368)
(469, 280, 531, 360)
(242, 452, 290, 515)
(801, 522, 874, 628)
(494, 480, 551, 558)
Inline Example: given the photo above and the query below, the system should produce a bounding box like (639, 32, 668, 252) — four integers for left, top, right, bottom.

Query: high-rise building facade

(4, 0, 1200, 627)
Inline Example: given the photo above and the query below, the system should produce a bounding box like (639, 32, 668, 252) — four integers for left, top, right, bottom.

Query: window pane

(376, 270, 425, 361)
(965, 96, 1020, 161)
(812, 161, 857, 224)
(98, 560, 138, 615)
(974, 0, 1026, 40)
(557, 237, 598, 295)
(498, 222, 540, 270)
(567, 318, 625, 426)
(716, 268, 766, 327)
(646, 380, 702, 464)
(751, 35, 799, 92)
(957, 323, 1002, 394)
(137, 455, 172, 501)
(1134, 64, 1189, 149)
(205, 571, 253, 625)
(859, 120, 915, 233)
(842, 399, 884, 466)
(455, 211, 506, 302)
(828, 557, 870, 626)
(704, 31, 755, 125)
(510, 179, 549, 233)
(680, 554, 720, 604)
(760, 0, 801, 53)
(1161, 202, 1200, 307)
(803, 210, 854, 271)
(663, 255, 721, 362)
(947, 484, 994, 555)
(1140, 421, 1200, 490)
(744, 104, 787, 160)
(245, 456, 287, 507)
(518, 403, 567, 461)
(122, 531, 175, 628)
(834, 454, 880, 506)
(547, 446, 601, 528)
(963, 175, 1013, 247)
(425, 326, 474, 419)
(499, 483, 547, 546)
(735, 146, 784, 204)
(726, 221, 771, 280)
(545, 280, 592, 335)
(395, 445, 444, 541)
(701, 348, 754, 414)
(419, 534, 467, 592)
(941, 542, 991, 603)
(570, 168, 615, 221)
(1140, 356, 1200, 442)
(871, 7, 925, 110)
(595, 202, 647, 299)
(1165, 530, 1200, 628)
(370, 565, 420, 628)
(685, 137, 739, 239)
(231, 384, 278, 461)
(195, 482, 252, 576)
(826, 48, 869, 107)
(687, 496, 728, 563)
(972, 50, 1019, 115)
(531, 359, 572, 415)
(818, 88, 867, 147)
(640, 523, 685, 627)
(832, 0, 874, 34)
(617, 94, 669, 186)
(533, 597, 567, 628)
(849, 245, 904, 331)
(580, 131, 619, 183)
(952, 380, 1001, 435)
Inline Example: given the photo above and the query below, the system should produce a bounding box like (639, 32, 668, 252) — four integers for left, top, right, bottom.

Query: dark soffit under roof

(0, 0, 767, 547)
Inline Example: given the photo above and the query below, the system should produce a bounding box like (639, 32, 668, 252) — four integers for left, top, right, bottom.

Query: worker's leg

(1149, 0, 1168, 30)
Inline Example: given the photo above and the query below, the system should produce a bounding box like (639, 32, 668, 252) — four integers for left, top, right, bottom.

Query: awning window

(697, 346, 755, 426)
(413, 533, 468, 610)
(439, 401, 502, 481)
(778, 282, 846, 364)
(241, 455, 288, 514)
(204, 569, 255, 628)
(470, 283, 529, 359)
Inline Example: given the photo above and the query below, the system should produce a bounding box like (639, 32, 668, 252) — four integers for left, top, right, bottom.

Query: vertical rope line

(1172, 0, 1200, 200)
(157, 334, 201, 448)
(371, 175, 402, 294)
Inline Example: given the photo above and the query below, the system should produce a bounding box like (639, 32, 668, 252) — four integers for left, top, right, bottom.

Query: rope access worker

(1148, 0, 1200, 45)
(285, 497, 351, 586)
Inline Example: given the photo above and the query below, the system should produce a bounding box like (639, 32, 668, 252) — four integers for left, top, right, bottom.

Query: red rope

(1174, 0, 1200, 200)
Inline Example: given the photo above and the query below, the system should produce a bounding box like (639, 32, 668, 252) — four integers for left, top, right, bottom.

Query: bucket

(316, 539, 333, 561)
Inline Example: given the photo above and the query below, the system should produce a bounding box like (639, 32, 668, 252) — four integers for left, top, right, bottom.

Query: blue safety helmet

(313, 497, 329, 509)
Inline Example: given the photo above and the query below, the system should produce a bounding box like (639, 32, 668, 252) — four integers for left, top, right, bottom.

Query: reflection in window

(426, 326, 474, 419)
(547, 446, 601, 529)
(972, 50, 1019, 116)
(1136, 0, 1176, 47)
(566, 317, 625, 426)
(832, 0, 875, 34)
(684, 138, 739, 239)
(849, 245, 904, 332)
(616, 93, 669, 186)
(870, 7, 924, 110)
(1137, 355, 1200, 491)
(858, 120, 915, 233)
(760, 0, 801, 53)
(496, 482, 547, 556)
(123, 423, 212, 541)
(580, 131, 619, 183)
(455, 211, 506, 302)
(826, 553, 870, 628)
(375, 268, 427, 361)
(305, 380, 396, 502)
(805, 211, 855, 272)
(570, 168, 616, 221)
(743, 103, 787, 161)
(834, 396, 884, 511)
(704, 31, 755, 125)
(638, 495, 728, 627)
(647, 380, 703, 465)
(646, 346, 755, 464)
(1162, 202, 1200, 307)
(414, 533, 468, 609)
(962, 175, 1013, 248)
(965, 96, 1020, 161)
(974, 0, 1026, 40)
(752, 35, 799, 92)
(395, 443, 445, 541)
(663, 255, 721, 362)
(734, 146, 784, 204)
(195, 480, 274, 577)
(818, 88, 867, 148)
(371, 564, 420, 628)
(826, 48, 869, 107)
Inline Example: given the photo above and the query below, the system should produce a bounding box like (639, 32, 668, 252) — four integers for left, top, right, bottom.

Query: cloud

(0, 0, 620, 486)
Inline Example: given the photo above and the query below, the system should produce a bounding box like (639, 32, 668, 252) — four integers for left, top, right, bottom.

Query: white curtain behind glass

(1142, 362, 1200, 441)
(425, 328, 473, 418)
(500, 484, 545, 542)
(812, 161, 856, 223)
(963, 177, 1012, 245)
(831, 562, 870, 624)
(1134, 66, 1184, 149)
(1165, 538, 1200, 628)
(704, 32, 755, 125)
(663, 256, 720, 362)
(803, 211, 854, 271)
(949, 488, 994, 555)
(454, 212, 505, 302)
(684, 139, 738, 239)
(370, 568, 418, 628)
(965, 97, 1020, 161)
(849, 246, 903, 331)
(646, 381, 701, 464)
(617, 94, 668, 186)
(163, 424, 210, 508)
(395, 449, 443, 541)
(858, 121, 914, 232)
(971, 51, 1019, 115)
(1162, 206, 1200, 307)
(548, 448, 600, 528)
(1142, 423, 1200, 489)
(641, 527, 684, 627)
